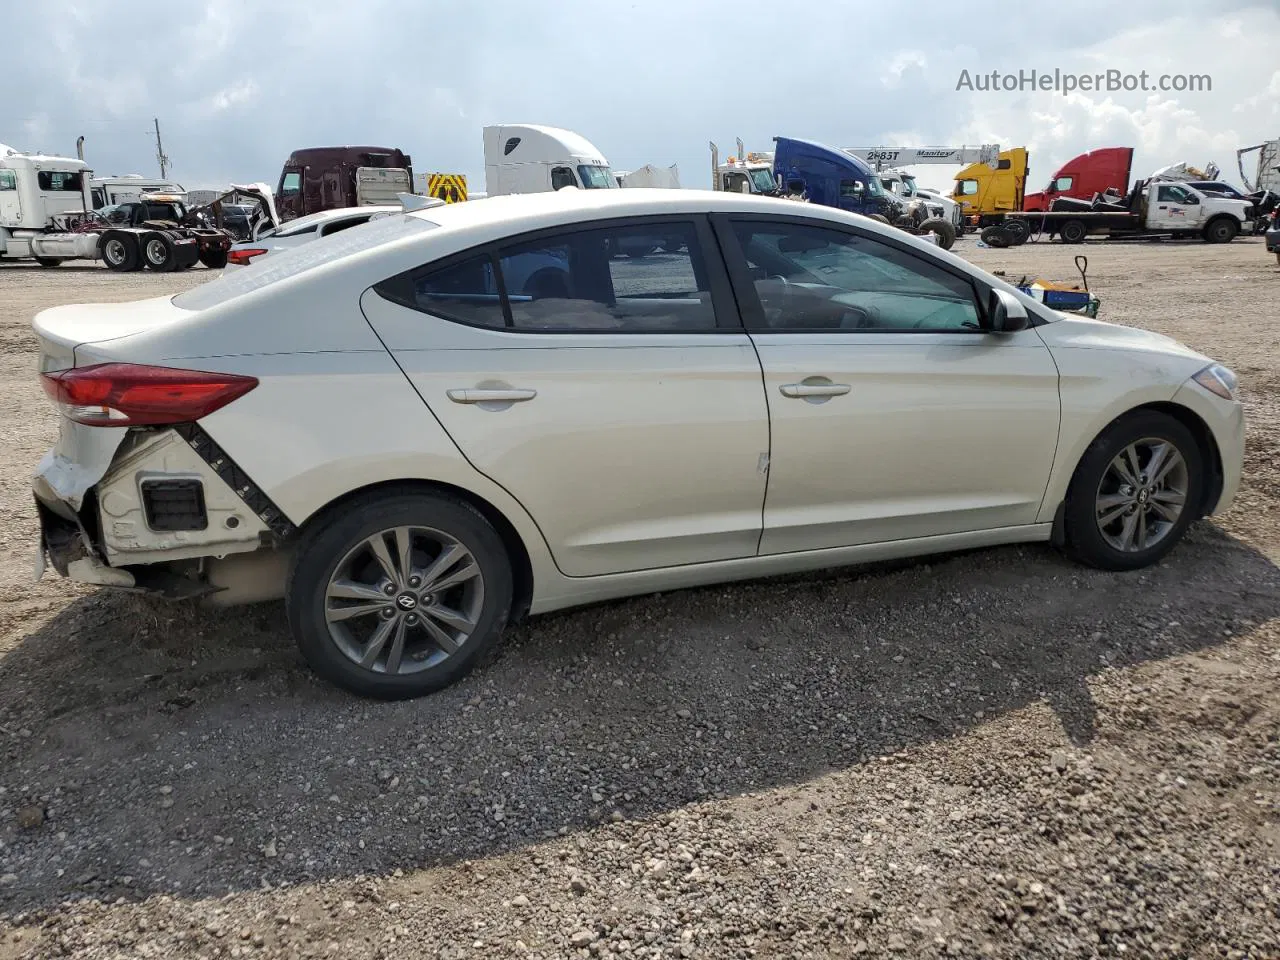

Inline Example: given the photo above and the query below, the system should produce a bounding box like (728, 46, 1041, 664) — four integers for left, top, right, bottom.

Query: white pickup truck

(992, 178, 1253, 244)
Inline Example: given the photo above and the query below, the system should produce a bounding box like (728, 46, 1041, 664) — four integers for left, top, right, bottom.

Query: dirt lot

(0, 239, 1278, 960)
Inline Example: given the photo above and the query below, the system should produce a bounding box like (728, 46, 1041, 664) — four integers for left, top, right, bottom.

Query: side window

(839, 179, 863, 198)
(730, 220, 982, 333)
(550, 166, 576, 190)
(957, 180, 979, 196)
(385, 254, 505, 329)
(0, 170, 15, 191)
(500, 221, 715, 332)
(281, 172, 301, 196)
(1052, 176, 1073, 192)
(1157, 185, 1183, 202)
(37, 171, 83, 191)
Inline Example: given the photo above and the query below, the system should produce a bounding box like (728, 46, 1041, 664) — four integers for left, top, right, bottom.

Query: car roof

(408, 188, 869, 233)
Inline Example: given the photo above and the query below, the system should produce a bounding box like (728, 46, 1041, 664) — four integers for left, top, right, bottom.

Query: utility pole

(153, 118, 169, 178)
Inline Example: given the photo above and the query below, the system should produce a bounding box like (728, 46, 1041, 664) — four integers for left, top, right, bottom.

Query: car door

(1150, 184, 1196, 229)
(714, 214, 1061, 555)
(0, 169, 21, 226)
(360, 215, 770, 577)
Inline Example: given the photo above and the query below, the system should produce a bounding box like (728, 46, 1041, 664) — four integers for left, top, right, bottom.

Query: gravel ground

(0, 238, 1278, 960)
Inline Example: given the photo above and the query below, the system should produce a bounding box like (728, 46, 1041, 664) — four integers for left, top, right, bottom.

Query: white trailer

(483, 125, 618, 195)
(90, 175, 186, 209)
(617, 163, 681, 189)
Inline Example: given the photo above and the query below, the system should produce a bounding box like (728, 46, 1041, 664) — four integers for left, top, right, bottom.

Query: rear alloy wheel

(1062, 411, 1204, 570)
(142, 233, 178, 271)
(288, 492, 513, 699)
(100, 234, 139, 272)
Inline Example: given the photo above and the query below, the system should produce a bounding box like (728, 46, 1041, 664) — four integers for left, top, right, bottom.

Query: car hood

(1036, 314, 1211, 367)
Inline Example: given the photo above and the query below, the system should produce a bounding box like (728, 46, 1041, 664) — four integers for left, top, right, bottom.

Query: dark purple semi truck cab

(275, 146, 414, 221)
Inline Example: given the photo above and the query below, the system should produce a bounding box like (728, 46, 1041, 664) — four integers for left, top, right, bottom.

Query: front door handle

(779, 382, 850, 399)
(447, 388, 537, 404)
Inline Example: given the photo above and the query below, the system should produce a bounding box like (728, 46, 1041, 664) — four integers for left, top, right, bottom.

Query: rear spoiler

(398, 193, 447, 212)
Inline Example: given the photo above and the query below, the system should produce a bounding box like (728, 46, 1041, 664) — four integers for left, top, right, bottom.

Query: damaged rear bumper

(33, 422, 295, 604)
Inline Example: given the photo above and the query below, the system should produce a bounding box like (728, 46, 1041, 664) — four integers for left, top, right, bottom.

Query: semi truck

(0, 143, 272, 269)
(843, 145, 1001, 236)
(986, 178, 1252, 245)
(951, 147, 1134, 226)
(274, 146, 414, 221)
(709, 137, 956, 247)
(482, 124, 618, 194)
(274, 126, 619, 221)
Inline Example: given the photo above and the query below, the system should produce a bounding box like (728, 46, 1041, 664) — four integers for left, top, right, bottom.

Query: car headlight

(1192, 363, 1238, 400)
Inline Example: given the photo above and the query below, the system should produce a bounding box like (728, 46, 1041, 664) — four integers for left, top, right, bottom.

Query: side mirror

(988, 288, 1029, 333)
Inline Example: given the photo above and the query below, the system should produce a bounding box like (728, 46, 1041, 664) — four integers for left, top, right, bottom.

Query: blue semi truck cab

(772, 136, 906, 222)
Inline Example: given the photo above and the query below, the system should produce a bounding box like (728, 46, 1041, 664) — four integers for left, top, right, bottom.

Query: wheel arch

(293, 478, 536, 624)
(1054, 400, 1224, 529)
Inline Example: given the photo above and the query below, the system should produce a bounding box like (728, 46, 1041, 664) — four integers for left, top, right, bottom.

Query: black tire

(287, 490, 514, 700)
(867, 213, 892, 225)
(1058, 220, 1088, 244)
(99, 233, 139, 272)
(918, 217, 956, 250)
(141, 232, 178, 271)
(198, 250, 228, 269)
(980, 224, 1011, 248)
(1202, 217, 1238, 244)
(1002, 219, 1030, 246)
(34, 257, 63, 268)
(1061, 410, 1205, 571)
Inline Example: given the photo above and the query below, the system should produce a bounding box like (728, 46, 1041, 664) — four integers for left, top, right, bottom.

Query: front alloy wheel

(1062, 411, 1204, 570)
(1094, 439, 1189, 553)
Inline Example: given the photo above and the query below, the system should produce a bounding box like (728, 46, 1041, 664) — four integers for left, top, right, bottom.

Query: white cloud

(2, 0, 1277, 192)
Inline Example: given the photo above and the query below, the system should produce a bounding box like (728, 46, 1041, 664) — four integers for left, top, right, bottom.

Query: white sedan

(32, 189, 1244, 699)
(225, 204, 400, 267)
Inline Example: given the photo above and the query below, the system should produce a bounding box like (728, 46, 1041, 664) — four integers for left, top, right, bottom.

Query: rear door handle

(779, 383, 850, 398)
(446, 388, 537, 404)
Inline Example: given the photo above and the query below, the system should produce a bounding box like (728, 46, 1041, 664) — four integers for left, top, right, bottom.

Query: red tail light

(227, 248, 267, 265)
(41, 363, 258, 427)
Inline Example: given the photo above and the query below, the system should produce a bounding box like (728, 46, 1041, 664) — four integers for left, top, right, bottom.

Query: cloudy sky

(5, 0, 1279, 195)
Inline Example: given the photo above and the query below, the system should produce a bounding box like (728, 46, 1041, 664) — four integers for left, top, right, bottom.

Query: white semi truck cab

(0, 147, 101, 265)
(483, 125, 618, 195)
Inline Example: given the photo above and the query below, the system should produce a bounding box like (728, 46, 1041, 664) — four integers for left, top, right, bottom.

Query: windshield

(748, 167, 776, 193)
(577, 165, 616, 189)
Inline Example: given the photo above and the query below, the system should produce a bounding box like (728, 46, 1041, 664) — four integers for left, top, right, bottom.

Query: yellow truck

(952, 147, 1028, 220)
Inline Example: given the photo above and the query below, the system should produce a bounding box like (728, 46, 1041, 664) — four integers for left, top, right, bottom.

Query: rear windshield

(173, 214, 437, 310)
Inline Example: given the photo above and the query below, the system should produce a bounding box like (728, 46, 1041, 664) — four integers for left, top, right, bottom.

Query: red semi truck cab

(275, 146, 414, 222)
(1022, 147, 1134, 212)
